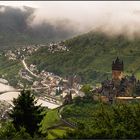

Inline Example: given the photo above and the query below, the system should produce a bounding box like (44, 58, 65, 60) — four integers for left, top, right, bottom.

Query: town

(5, 41, 69, 60)
(3, 42, 140, 106)
(2, 41, 84, 106)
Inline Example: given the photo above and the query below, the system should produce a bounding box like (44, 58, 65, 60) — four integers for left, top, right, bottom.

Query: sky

(1, 1, 140, 38)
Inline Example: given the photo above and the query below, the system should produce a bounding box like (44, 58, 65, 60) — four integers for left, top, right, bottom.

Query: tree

(9, 90, 44, 136)
(61, 103, 140, 139)
(0, 121, 16, 139)
(81, 84, 92, 94)
(81, 84, 93, 102)
(73, 96, 82, 105)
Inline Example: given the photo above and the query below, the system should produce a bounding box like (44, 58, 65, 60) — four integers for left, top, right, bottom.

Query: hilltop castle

(97, 57, 140, 102)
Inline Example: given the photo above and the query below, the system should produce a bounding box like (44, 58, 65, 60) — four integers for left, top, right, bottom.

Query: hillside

(26, 31, 140, 84)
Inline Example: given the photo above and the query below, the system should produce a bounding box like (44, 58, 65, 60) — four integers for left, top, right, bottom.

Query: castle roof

(112, 57, 124, 71)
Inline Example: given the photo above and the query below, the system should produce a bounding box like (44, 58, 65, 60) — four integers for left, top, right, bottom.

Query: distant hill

(0, 5, 77, 49)
(27, 31, 140, 84)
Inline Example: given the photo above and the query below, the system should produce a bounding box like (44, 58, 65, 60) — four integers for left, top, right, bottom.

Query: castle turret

(112, 57, 124, 80)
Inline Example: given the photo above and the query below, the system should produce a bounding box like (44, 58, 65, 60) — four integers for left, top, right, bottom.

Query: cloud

(0, 6, 5, 12)
(29, 1, 140, 38)
(1, 1, 140, 39)
(0, 5, 78, 44)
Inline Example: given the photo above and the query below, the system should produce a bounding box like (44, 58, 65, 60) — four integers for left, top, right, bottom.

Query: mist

(30, 1, 140, 39)
(22, 1, 140, 38)
(0, 5, 78, 45)
(1, 1, 140, 40)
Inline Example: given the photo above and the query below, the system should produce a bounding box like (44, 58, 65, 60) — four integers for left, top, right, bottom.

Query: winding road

(22, 59, 40, 78)
(57, 105, 77, 128)
(21, 58, 63, 106)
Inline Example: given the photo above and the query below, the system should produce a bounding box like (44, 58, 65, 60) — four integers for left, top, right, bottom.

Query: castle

(97, 57, 140, 102)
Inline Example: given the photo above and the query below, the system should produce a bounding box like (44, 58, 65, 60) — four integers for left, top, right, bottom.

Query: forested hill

(27, 31, 140, 84)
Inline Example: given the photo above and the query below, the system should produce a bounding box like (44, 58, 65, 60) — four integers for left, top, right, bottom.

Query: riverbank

(0, 83, 60, 109)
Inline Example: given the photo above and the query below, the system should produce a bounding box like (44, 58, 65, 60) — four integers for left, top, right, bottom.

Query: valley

(1, 2, 140, 139)
(0, 41, 83, 113)
(0, 8, 140, 138)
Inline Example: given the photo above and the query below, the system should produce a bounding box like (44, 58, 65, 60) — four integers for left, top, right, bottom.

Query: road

(22, 59, 40, 78)
(21, 58, 63, 105)
(57, 105, 77, 128)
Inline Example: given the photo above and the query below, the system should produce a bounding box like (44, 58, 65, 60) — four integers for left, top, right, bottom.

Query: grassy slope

(61, 102, 100, 129)
(40, 109, 60, 133)
(0, 54, 22, 86)
(40, 109, 73, 139)
(47, 127, 71, 139)
(0, 53, 34, 87)
(26, 31, 140, 84)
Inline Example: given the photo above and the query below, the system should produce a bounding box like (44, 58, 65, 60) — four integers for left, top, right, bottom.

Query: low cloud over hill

(0, 5, 78, 46)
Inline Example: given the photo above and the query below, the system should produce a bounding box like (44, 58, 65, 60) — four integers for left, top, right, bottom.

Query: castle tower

(112, 57, 124, 80)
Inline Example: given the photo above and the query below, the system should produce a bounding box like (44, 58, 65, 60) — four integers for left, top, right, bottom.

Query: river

(0, 83, 59, 109)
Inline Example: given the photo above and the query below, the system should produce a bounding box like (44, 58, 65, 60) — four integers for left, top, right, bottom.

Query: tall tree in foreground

(9, 90, 44, 136)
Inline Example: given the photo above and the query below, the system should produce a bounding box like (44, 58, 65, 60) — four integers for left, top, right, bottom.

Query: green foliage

(27, 31, 140, 84)
(0, 122, 32, 140)
(78, 84, 94, 102)
(0, 121, 47, 139)
(62, 102, 140, 139)
(81, 84, 92, 94)
(73, 96, 82, 105)
(9, 90, 44, 136)
(47, 128, 67, 139)
(12, 127, 32, 140)
(3, 31, 140, 85)
(0, 54, 22, 87)
(40, 109, 74, 139)
(0, 122, 16, 139)
(39, 109, 60, 134)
